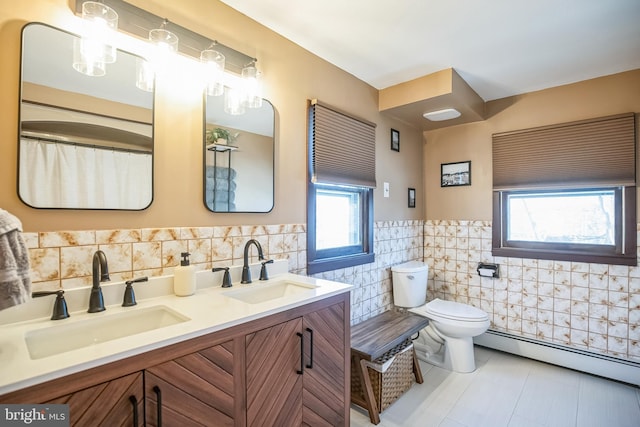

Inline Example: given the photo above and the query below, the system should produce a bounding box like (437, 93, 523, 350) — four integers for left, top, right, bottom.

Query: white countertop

(0, 260, 352, 395)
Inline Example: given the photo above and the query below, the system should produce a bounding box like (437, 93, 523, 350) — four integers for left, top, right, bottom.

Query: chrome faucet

(88, 250, 110, 312)
(241, 239, 265, 284)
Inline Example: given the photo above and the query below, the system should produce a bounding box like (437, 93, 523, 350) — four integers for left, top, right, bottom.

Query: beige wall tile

(133, 242, 162, 270)
(41, 231, 95, 247)
(100, 243, 132, 273)
(60, 246, 96, 278)
(29, 248, 60, 282)
(96, 229, 141, 244)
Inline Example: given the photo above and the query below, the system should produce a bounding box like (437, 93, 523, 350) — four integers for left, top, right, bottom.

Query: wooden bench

(350, 310, 429, 424)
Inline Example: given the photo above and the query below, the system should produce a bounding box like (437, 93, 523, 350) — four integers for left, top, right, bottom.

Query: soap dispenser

(174, 252, 196, 296)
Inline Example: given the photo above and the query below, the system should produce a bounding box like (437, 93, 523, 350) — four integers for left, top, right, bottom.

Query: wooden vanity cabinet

(302, 303, 348, 426)
(46, 372, 143, 427)
(245, 302, 348, 427)
(246, 317, 304, 426)
(145, 339, 241, 427)
(0, 292, 350, 427)
(0, 371, 144, 427)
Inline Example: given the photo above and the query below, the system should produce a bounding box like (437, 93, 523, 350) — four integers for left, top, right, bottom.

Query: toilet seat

(424, 298, 489, 322)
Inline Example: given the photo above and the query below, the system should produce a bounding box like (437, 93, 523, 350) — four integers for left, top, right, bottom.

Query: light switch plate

(383, 182, 390, 198)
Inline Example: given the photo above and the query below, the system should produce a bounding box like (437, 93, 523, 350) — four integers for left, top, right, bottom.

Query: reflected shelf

(206, 143, 238, 152)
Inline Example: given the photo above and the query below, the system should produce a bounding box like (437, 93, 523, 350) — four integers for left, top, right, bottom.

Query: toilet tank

(391, 261, 429, 308)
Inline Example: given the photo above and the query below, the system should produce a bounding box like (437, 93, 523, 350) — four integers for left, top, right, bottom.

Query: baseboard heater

(474, 330, 640, 386)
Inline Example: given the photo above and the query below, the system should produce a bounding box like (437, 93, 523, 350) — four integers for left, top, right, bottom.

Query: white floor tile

(438, 418, 468, 427)
(446, 378, 521, 427)
(575, 374, 640, 427)
(510, 370, 578, 427)
(350, 346, 640, 427)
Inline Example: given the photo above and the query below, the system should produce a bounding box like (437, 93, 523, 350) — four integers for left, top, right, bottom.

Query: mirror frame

(202, 94, 275, 213)
(17, 22, 155, 211)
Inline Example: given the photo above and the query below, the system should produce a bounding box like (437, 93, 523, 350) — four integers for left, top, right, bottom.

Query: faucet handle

(212, 267, 232, 288)
(259, 259, 274, 281)
(122, 276, 148, 307)
(32, 290, 70, 320)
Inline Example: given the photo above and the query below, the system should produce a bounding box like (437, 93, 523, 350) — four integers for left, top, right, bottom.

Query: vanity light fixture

(81, 1, 118, 63)
(135, 57, 155, 92)
(242, 61, 262, 109)
(73, 0, 255, 73)
(201, 45, 226, 97)
(134, 20, 178, 91)
(72, 37, 107, 76)
(422, 108, 462, 121)
(73, 1, 118, 76)
(224, 86, 246, 116)
(72, 0, 262, 103)
(148, 20, 179, 54)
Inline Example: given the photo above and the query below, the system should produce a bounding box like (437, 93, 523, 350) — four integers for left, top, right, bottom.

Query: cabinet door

(146, 340, 238, 427)
(46, 371, 143, 427)
(302, 302, 347, 427)
(245, 317, 304, 426)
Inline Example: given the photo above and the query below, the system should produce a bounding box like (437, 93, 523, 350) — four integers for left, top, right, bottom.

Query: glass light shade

(149, 28, 179, 53)
(242, 64, 262, 108)
(201, 49, 225, 96)
(72, 37, 106, 76)
(135, 57, 155, 92)
(224, 87, 245, 115)
(81, 1, 118, 64)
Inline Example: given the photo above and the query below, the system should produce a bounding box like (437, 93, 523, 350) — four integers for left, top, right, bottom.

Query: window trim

(307, 182, 374, 274)
(492, 186, 637, 266)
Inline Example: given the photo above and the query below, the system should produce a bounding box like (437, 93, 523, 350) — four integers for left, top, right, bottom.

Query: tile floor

(350, 346, 640, 427)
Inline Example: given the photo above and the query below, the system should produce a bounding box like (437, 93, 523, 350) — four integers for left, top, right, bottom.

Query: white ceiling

(219, 0, 640, 102)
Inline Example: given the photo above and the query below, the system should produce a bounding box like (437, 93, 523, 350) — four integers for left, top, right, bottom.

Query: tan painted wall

(424, 69, 640, 220)
(0, 0, 423, 232)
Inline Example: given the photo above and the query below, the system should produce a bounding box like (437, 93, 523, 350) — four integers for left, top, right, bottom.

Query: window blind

(493, 113, 636, 189)
(308, 99, 377, 188)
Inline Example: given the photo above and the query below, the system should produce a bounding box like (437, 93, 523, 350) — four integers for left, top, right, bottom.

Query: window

(316, 186, 362, 251)
(307, 100, 376, 274)
(308, 184, 373, 273)
(494, 187, 635, 265)
(492, 113, 636, 266)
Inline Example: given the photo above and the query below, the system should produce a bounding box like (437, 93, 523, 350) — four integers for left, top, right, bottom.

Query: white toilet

(391, 261, 490, 373)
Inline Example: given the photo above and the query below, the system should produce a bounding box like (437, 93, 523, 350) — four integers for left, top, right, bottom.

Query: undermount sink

(223, 281, 319, 304)
(25, 305, 190, 360)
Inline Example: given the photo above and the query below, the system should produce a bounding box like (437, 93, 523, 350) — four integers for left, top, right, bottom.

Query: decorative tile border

(23, 221, 423, 327)
(25, 224, 307, 292)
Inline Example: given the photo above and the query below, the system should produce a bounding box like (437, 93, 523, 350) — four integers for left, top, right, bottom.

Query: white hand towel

(0, 209, 32, 311)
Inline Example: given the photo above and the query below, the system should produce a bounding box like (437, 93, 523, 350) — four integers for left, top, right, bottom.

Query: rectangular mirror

(204, 94, 274, 212)
(19, 23, 154, 210)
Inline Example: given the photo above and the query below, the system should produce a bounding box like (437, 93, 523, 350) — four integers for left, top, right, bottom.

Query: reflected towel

(206, 166, 237, 180)
(0, 209, 31, 310)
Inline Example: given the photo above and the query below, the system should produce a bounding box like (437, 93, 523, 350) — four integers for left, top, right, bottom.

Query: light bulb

(242, 64, 262, 108)
(201, 49, 225, 96)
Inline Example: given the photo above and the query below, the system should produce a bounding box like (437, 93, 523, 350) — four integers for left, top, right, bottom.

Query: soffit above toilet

(378, 68, 485, 131)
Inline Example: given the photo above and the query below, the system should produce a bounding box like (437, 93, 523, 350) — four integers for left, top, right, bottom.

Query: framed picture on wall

(441, 161, 471, 187)
(390, 129, 400, 152)
(408, 188, 416, 208)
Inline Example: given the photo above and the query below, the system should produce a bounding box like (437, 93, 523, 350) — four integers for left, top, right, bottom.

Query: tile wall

(423, 220, 640, 363)
(22, 220, 423, 325)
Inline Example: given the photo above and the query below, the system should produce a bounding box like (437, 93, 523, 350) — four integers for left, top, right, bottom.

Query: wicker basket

(351, 339, 415, 412)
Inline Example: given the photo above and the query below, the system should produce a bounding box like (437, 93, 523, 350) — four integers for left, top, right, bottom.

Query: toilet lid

(424, 298, 489, 322)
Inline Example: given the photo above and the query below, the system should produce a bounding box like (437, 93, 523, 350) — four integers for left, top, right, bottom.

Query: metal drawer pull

(153, 385, 162, 426)
(128, 395, 138, 427)
(296, 332, 304, 375)
(306, 328, 314, 369)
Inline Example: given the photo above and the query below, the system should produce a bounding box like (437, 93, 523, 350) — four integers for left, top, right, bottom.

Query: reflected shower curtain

(19, 139, 152, 209)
